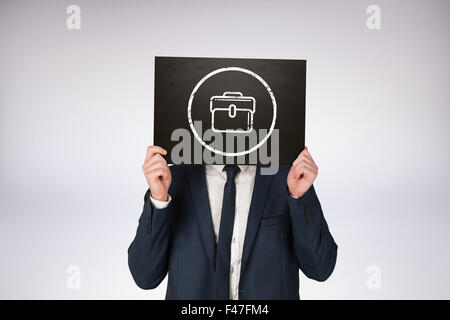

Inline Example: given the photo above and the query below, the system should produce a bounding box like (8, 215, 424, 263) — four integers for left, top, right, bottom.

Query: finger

(143, 154, 167, 169)
(293, 152, 315, 169)
(292, 166, 308, 180)
(143, 162, 170, 173)
(299, 149, 317, 168)
(144, 161, 169, 173)
(143, 156, 167, 170)
(147, 168, 169, 181)
(298, 153, 317, 169)
(302, 148, 315, 163)
(143, 161, 166, 173)
(293, 162, 317, 179)
(293, 167, 316, 180)
(145, 146, 167, 161)
(294, 162, 316, 175)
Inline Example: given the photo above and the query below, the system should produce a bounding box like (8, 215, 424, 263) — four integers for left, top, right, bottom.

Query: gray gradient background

(0, 0, 449, 299)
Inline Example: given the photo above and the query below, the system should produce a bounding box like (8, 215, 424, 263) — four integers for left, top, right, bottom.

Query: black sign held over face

(154, 56, 306, 166)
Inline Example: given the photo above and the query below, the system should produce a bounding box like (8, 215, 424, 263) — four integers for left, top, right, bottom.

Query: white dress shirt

(149, 164, 256, 300)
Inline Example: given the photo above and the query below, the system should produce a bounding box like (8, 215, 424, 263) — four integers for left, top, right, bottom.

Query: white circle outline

(187, 67, 277, 157)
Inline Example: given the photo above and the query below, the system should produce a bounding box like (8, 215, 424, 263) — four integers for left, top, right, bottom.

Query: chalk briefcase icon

(209, 92, 256, 133)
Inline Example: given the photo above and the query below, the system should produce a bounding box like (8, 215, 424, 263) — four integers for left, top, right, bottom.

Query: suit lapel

(187, 165, 217, 271)
(241, 166, 274, 268)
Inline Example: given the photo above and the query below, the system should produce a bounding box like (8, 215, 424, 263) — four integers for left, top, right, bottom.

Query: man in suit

(128, 145, 337, 299)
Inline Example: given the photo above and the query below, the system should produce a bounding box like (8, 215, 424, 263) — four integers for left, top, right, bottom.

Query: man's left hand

(287, 147, 318, 198)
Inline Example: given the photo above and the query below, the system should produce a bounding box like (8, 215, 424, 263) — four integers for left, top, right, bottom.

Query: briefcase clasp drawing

(209, 92, 256, 133)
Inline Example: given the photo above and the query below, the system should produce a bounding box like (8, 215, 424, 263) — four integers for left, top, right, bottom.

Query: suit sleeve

(287, 185, 338, 281)
(128, 189, 170, 289)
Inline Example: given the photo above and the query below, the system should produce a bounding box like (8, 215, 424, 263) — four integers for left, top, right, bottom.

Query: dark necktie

(215, 165, 241, 299)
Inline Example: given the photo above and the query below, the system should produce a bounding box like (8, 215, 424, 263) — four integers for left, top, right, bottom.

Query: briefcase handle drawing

(222, 91, 244, 97)
(209, 92, 256, 114)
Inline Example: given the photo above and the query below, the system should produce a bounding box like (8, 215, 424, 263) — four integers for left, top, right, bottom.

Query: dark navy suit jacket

(128, 165, 337, 299)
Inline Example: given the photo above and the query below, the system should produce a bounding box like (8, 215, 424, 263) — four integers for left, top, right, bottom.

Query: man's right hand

(142, 146, 172, 201)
